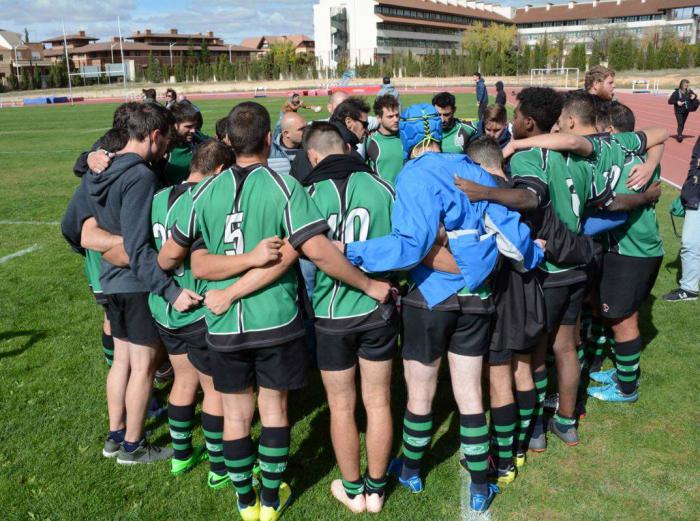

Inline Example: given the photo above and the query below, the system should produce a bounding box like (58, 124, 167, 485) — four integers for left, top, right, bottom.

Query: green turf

(0, 94, 698, 521)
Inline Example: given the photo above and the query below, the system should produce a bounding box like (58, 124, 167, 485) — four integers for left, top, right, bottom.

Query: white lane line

(661, 177, 682, 190)
(0, 220, 60, 225)
(0, 244, 41, 265)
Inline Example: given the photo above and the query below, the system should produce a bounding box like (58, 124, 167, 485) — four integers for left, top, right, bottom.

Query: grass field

(0, 93, 698, 521)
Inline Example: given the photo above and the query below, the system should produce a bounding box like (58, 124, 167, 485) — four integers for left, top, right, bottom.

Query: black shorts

(401, 305, 491, 364)
(106, 292, 161, 346)
(486, 344, 535, 365)
(188, 346, 213, 377)
(543, 282, 586, 332)
(210, 337, 309, 393)
(158, 319, 207, 356)
(315, 324, 398, 371)
(93, 291, 108, 306)
(599, 253, 662, 320)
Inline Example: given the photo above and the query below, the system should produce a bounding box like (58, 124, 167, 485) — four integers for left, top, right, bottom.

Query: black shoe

(662, 288, 698, 302)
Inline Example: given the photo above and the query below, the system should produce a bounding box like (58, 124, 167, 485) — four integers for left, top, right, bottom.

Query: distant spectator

(495, 81, 506, 107)
(585, 65, 616, 102)
(275, 112, 307, 163)
(377, 76, 401, 112)
(668, 79, 697, 143)
(164, 88, 177, 109)
(474, 72, 488, 120)
(141, 88, 158, 106)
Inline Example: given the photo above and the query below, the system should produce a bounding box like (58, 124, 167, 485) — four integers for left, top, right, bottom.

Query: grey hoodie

(61, 153, 181, 303)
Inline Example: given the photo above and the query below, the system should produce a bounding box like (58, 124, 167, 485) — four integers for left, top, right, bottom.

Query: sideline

(0, 244, 41, 265)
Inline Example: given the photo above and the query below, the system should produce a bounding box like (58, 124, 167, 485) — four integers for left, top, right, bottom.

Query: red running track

(614, 91, 694, 188)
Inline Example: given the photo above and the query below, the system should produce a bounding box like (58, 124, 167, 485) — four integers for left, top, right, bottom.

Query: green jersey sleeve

(509, 148, 549, 206)
(170, 187, 198, 247)
(612, 131, 647, 156)
(282, 176, 330, 248)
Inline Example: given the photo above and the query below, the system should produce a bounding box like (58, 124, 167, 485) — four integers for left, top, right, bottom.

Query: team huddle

(61, 66, 668, 519)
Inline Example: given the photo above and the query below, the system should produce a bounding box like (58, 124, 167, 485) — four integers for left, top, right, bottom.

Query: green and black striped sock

(401, 410, 432, 480)
(553, 412, 576, 432)
(531, 369, 548, 437)
(342, 477, 365, 499)
(258, 426, 290, 507)
(460, 413, 489, 494)
(202, 413, 225, 476)
(515, 388, 537, 454)
(101, 332, 114, 367)
(224, 436, 256, 507)
(364, 473, 387, 497)
(491, 403, 517, 471)
(614, 337, 642, 395)
(168, 402, 195, 460)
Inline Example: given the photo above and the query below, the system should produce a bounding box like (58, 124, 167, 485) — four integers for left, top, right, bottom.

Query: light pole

(110, 41, 118, 64)
(229, 44, 233, 64)
(12, 44, 21, 85)
(169, 42, 176, 67)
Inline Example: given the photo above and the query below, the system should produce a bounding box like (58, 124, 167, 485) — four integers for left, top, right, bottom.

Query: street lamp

(169, 42, 176, 67)
(12, 43, 21, 85)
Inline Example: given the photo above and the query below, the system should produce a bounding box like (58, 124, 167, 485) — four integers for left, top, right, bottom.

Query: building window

(375, 4, 500, 27)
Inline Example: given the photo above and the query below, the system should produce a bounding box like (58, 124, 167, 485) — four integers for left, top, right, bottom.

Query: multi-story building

(0, 29, 53, 87)
(240, 34, 315, 55)
(313, 0, 700, 69)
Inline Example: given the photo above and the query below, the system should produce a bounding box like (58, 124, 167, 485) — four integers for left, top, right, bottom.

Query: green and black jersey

(173, 164, 329, 352)
(604, 151, 664, 258)
(84, 249, 104, 301)
(308, 170, 395, 333)
(366, 131, 404, 186)
(162, 132, 209, 186)
(148, 182, 207, 331)
(441, 120, 478, 154)
(510, 147, 596, 287)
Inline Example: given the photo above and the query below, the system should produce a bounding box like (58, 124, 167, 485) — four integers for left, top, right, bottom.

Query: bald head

(280, 111, 307, 148)
(328, 90, 350, 114)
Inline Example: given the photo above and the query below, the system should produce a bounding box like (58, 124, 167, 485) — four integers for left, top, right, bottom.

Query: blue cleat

(589, 368, 616, 385)
(388, 458, 423, 493)
(588, 382, 638, 403)
(469, 482, 499, 513)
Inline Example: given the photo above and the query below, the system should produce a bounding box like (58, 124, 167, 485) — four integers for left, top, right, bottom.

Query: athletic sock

(123, 438, 144, 452)
(224, 436, 256, 507)
(258, 426, 290, 508)
(459, 413, 489, 495)
(553, 412, 576, 432)
(342, 478, 365, 499)
(364, 473, 387, 497)
(401, 410, 432, 480)
(581, 303, 592, 341)
(168, 403, 196, 460)
(108, 428, 125, 443)
(514, 388, 536, 454)
(531, 369, 548, 438)
(576, 343, 586, 371)
(491, 403, 517, 471)
(202, 413, 226, 476)
(101, 332, 114, 367)
(614, 337, 642, 395)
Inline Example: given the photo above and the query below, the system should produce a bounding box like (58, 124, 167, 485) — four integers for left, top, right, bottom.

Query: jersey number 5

(225, 212, 245, 256)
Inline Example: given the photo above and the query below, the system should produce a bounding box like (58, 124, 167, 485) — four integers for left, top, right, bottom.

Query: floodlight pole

(61, 20, 74, 105)
(229, 44, 233, 64)
(110, 42, 118, 64)
(117, 17, 127, 95)
(12, 44, 21, 85)
(169, 42, 176, 67)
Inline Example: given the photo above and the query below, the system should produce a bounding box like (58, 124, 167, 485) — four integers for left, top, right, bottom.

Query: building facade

(240, 35, 315, 55)
(0, 29, 53, 87)
(313, 0, 700, 69)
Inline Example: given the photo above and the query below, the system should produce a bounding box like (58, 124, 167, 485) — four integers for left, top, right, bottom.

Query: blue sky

(1, 0, 574, 45)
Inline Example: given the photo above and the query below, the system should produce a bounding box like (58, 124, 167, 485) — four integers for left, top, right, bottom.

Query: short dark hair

(302, 121, 346, 155)
(142, 88, 156, 100)
(562, 90, 597, 127)
(112, 102, 141, 129)
(598, 101, 635, 132)
(191, 139, 234, 176)
(473, 72, 482, 79)
(383, 76, 391, 84)
(226, 101, 270, 155)
(165, 88, 177, 98)
(516, 87, 563, 132)
(127, 103, 174, 141)
(432, 91, 456, 110)
(215, 117, 228, 141)
(482, 104, 507, 124)
(374, 94, 400, 117)
(467, 136, 503, 171)
(169, 101, 200, 124)
(100, 127, 129, 152)
(331, 97, 371, 124)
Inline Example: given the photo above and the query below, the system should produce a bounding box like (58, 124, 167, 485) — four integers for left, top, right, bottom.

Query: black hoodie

(290, 120, 365, 184)
(61, 153, 181, 303)
(303, 153, 373, 187)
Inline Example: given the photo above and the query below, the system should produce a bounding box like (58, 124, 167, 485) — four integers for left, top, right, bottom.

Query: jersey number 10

(327, 208, 370, 243)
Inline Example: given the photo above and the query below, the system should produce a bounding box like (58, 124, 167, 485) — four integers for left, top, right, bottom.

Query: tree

(24, 28, 29, 43)
(679, 44, 692, 69)
(522, 45, 532, 72)
(590, 40, 605, 67)
(565, 44, 586, 73)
